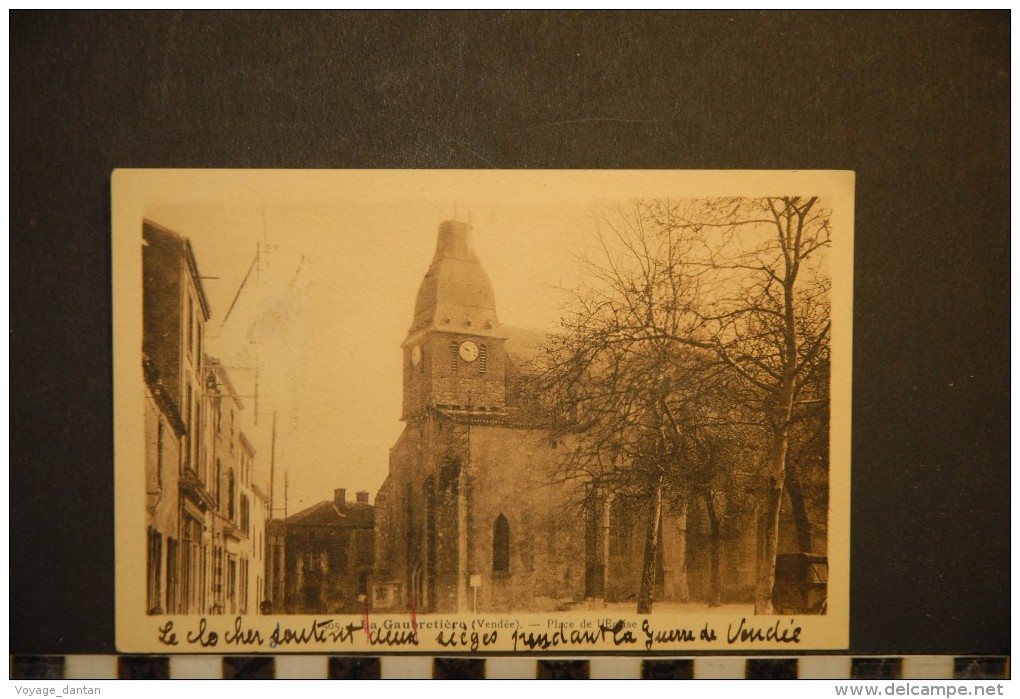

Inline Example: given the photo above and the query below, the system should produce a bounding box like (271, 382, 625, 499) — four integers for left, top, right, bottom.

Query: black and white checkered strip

(9, 656, 1009, 679)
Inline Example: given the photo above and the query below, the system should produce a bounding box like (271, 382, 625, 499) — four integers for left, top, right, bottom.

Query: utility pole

(269, 411, 277, 518)
(266, 410, 278, 611)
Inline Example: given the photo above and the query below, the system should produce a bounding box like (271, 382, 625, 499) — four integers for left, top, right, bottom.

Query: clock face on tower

(458, 340, 479, 362)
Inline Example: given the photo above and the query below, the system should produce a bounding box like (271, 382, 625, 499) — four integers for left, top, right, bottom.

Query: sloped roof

(409, 220, 502, 339)
(284, 500, 373, 528)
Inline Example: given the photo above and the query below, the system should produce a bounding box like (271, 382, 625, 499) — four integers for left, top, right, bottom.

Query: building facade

(143, 220, 215, 615)
(204, 358, 265, 616)
(143, 220, 270, 616)
(144, 356, 186, 614)
(268, 488, 374, 614)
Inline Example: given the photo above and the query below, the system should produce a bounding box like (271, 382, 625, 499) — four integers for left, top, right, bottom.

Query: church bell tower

(402, 220, 507, 419)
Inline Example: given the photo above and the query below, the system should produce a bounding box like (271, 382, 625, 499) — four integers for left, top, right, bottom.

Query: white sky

(131, 170, 850, 518)
(143, 176, 603, 516)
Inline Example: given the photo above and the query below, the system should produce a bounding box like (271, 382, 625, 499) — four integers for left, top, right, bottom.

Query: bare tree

(538, 203, 755, 612)
(538, 325, 687, 613)
(660, 197, 831, 614)
(541, 197, 831, 614)
(783, 354, 830, 555)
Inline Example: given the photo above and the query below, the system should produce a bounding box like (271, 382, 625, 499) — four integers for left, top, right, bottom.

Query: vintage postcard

(113, 170, 852, 653)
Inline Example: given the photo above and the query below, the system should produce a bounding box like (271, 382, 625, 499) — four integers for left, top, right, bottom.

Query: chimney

(334, 488, 346, 508)
(356, 490, 370, 505)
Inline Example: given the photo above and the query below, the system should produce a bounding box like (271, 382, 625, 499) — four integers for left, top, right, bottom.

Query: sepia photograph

(114, 170, 852, 653)
(11, 10, 1008, 681)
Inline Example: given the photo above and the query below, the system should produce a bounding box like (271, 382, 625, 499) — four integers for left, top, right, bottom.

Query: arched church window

(479, 344, 487, 374)
(493, 514, 510, 573)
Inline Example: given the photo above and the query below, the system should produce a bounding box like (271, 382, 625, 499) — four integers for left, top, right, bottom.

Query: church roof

(408, 220, 502, 340)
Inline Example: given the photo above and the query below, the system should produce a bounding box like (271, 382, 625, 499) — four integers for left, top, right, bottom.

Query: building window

(227, 558, 237, 615)
(301, 551, 320, 573)
(240, 494, 250, 534)
(478, 344, 487, 374)
(450, 342, 459, 372)
(181, 515, 203, 614)
(146, 527, 162, 614)
(166, 538, 178, 614)
(194, 401, 202, 480)
(187, 297, 194, 357)
(185, 384, 193, 470)
(212, 546, 223, 611)
(156, 420, 165, 489)
(493, 514, 510, 574)
(227, 469, 236, 521)
(240, 559, 249, 615)
(215, 458, 222, 510)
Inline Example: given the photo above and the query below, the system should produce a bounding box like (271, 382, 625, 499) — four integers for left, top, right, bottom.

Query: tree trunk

(663, 501, 690, 603)
(602, 495, 612, 602)
(754, 376, 796, 614)
(754, 243, 802, 615)
(784, 460, 813, 554)
(636, 478, 663, 614)
(755, 475, 783, 614)
(703, 491, 722, 607)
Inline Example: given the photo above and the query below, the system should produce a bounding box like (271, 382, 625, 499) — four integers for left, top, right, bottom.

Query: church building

(371, 220, 777, 614)
(373, 220, 590, 614)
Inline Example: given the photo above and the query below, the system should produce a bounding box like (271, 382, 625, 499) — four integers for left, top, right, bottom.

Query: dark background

(10, 11, 1009, 655)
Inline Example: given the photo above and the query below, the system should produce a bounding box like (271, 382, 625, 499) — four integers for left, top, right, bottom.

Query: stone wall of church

(684, 495, 759, 603)
(372, 416, 469, 613)
(590, 496, 690, 605)
(374, 418, 810, 612)
(372, 427, 419, 612)
(465, 425, 586, 613)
